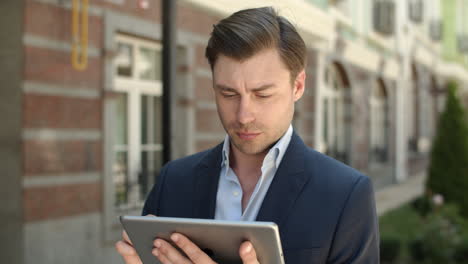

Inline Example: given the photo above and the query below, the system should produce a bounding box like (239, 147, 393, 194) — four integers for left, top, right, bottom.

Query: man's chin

(232, 140, 268, 156)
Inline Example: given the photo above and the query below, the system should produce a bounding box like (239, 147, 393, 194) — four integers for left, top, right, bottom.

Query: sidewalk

(375, 173, 426, 216)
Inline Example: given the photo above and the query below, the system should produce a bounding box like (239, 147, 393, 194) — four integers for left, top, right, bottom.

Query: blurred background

(1, 0, 468, 263)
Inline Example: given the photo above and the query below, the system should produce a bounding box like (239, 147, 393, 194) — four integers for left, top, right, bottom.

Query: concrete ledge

(23, 172, 101, 188)
(23, 129, 101, 141)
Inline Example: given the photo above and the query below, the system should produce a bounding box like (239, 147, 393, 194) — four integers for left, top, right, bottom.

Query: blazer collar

(191, 132, 310, 223)
(192, 143, 223, 219)
(255, 132, 309, 228)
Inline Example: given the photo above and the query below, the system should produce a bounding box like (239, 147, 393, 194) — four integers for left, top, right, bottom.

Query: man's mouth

(237, 132, 261, 140)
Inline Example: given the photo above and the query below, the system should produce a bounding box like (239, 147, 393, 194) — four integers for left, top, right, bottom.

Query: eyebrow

(215, 84, 276, 92)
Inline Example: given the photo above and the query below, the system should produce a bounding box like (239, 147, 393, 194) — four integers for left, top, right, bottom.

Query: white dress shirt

(214, 125, 293, 221)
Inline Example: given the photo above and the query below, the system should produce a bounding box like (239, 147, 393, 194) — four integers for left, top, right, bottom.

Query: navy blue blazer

(143, 132, 380, 263)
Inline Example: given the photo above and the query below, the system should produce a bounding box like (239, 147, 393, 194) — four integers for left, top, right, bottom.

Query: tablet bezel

(120, 215, 284, 264)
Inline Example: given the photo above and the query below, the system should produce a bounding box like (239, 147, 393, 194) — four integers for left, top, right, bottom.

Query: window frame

(111, 34, 164, 215)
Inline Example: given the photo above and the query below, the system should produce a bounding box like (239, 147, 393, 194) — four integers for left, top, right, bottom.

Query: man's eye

(257, 94, 271, 98)
(221, 92, 237, 97)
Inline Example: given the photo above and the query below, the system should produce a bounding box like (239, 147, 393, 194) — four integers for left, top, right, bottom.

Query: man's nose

(237, 97, 255, 125)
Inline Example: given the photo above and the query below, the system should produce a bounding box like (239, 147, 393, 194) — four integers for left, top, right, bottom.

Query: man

(116, 7, 379, 264)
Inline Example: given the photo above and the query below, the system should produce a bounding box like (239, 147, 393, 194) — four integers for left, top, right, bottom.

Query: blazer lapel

(256, 132, 310, 228)
(192, 143, 223, 219)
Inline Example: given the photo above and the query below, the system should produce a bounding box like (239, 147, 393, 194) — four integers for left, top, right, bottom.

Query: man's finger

(115, 240, 142, 264)
(123, 230, 133, 245)
(153, 247, 174, 264)
(153, 238, 190, 264)
(171, 233, 216, 264)
(239, 241, 259, 264)
(116, 240, 136, 255)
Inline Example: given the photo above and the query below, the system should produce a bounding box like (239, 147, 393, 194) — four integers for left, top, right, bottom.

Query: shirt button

(233, 191, 239, 196)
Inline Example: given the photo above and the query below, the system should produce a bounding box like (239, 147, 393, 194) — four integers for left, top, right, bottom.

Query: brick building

(1, 0, 468, 263)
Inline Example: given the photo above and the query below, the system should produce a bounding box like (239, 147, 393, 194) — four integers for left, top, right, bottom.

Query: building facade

(1, 0, 468, 263)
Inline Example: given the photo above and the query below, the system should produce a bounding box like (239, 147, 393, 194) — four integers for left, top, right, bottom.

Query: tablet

(120, 215, 284, 264)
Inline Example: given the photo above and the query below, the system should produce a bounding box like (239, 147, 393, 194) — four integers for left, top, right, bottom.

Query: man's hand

(116, 214, 158, 264)
(115, 230, 142, 264)
(153, 233, 260, 264)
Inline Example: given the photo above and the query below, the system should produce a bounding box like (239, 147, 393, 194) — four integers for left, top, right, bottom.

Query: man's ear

(293, 69, 306, 102)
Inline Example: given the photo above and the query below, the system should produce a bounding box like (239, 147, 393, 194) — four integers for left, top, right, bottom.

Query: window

(322, 63, 351, 164)
(408, 0, 424, 23)
(113, 35, 163, 212)
(369, 80, 389, 165)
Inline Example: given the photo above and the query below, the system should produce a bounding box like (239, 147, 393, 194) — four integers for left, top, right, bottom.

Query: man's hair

(205, 7, 307, 81)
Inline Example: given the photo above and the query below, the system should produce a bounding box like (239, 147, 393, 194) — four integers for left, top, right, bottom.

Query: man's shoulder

(302, 146, 371, 192)
(287, 132, 369, 188)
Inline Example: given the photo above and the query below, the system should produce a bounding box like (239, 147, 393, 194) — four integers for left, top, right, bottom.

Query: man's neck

(229, 144, 268, 211)
(229, 144, 267, 175)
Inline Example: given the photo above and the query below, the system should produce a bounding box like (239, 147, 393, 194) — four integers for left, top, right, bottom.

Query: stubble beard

(230, 133, 269, 155)
(227, 123, 283, 156)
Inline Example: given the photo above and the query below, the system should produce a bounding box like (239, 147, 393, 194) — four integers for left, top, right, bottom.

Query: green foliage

(379, 198, 468, 263)
(379, 203, 426, 262)
(408, 205, 463, 264)
(380, 234, 401, 263)
(427, 81, 468, 218)
(380, 203, 424, 242)
(411, 195, 434, 217)
(454, 237, 468, 263)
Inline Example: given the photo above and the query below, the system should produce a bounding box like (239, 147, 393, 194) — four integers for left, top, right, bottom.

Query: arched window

(369, 79, 389, 164)
(322, 63, 352, 164)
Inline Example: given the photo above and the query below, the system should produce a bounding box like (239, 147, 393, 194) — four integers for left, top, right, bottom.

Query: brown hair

(205, 7, 307, 81)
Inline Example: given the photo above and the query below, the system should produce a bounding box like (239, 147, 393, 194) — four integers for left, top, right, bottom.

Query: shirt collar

(221, 125, 294, 169)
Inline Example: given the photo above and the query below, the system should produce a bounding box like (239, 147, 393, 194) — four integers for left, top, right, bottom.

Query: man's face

(213, 48, 305, 156)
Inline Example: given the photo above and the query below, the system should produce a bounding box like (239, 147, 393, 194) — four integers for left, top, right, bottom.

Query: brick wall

(191, 25, 222, 152)
(22, 0, 104, 223)
(23, 182, 101, 222)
